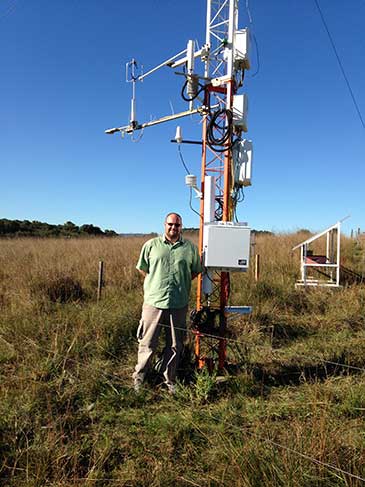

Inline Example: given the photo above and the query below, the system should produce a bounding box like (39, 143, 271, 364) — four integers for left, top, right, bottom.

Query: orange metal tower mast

(192, 0, 251, 371)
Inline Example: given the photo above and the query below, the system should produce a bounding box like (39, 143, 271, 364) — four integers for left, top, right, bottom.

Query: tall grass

(1, 232, 365, 486)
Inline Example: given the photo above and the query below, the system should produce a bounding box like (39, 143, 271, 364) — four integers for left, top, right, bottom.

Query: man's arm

(136, 240, 150, 277)
(191, 244, 203, 280)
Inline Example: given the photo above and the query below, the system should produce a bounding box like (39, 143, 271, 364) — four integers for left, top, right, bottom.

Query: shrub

(34, 275, 84, 303)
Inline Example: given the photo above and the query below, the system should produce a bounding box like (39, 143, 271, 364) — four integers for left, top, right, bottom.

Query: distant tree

(104, 229, 118, 237)
(62, 221, 79, 234)
(80, 224, 103, 236)
(252, 230, 274, 236)
(0, 219, 19, 234)
(0, 218, 118, 238)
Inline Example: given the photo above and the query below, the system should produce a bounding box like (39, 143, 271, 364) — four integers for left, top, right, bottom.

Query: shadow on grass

(251, 353, 363, 391)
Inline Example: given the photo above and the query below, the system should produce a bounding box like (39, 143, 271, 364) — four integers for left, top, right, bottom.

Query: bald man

(133, 212, 202, 393)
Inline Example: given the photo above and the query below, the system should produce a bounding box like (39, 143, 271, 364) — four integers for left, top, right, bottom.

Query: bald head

(165, 212, 182, 223)
(164, 213, 182, 243)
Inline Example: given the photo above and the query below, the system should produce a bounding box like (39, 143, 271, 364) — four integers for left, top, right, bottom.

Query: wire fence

(3, 316, 365, 484)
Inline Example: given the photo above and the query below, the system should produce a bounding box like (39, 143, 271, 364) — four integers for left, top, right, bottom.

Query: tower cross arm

(105, 106, 207, 136)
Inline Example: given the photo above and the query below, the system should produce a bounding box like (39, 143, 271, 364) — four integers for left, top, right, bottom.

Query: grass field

(1, 232, 365, 486)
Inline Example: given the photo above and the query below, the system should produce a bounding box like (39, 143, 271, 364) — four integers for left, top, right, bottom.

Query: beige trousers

(133, 303, 188, 387)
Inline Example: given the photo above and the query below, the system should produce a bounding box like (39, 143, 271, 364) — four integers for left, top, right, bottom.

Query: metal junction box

(203, 223, 251, 271)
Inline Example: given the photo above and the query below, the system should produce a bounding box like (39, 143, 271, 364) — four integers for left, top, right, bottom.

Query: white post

(303, 245, 307, 286)
(202, 176, 216, 296)
(187, 40, 195, 110)
(336, 223, 341, 286)
(205, 0, 212, 78)
(226, 0, 236, 82)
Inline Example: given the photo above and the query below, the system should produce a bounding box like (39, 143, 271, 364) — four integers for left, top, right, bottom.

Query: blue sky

(1, 0, 364, 235)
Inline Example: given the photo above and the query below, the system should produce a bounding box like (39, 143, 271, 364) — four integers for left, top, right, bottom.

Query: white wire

(207, 413, 365, 483)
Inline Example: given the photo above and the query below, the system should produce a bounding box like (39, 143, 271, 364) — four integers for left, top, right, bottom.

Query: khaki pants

(133, 303, 188, 387)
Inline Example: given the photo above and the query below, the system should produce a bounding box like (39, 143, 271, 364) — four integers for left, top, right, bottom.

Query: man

(133, 212, 202, 393)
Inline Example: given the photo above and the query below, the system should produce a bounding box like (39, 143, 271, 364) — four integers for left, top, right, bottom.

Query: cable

(176, 144, 201, 219)
(0, 0, 18, 22)
(130, 127, 144, 143)
(314, 0, 365, 130)
(181, 78, 205, 102)
(250, 33, 260, 78)
(206, 108, 234, 152)
(149, 321, 365, 374)
(177, 144, 191, 175)
(189, 187, 202, 219)
(204, 88, 235, 152)
(244, 0, 260, 78)
(13, 314, 365, 377)
(245, 0, 253, 24)
(48, 404, 365, 483)
(206, 414, 365, 483)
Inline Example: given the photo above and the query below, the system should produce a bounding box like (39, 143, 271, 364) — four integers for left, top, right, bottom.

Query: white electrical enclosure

(234, 28, 250, 70)
(232, 94, 248, 132)
(232, 139, 253, 187)
(204, 223, 251, 271)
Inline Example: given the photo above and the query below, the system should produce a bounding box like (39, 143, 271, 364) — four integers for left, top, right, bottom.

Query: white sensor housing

(185, 174, 202, 198)
(232, 94, 248, 132)
(175, 126, 182, 144)
(185, 174, 197, 187)
(234, 28, 250, 70)
(232, 139, 253, 187)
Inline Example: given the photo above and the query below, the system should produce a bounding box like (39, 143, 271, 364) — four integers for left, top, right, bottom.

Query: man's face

(164, 214, 182, 242)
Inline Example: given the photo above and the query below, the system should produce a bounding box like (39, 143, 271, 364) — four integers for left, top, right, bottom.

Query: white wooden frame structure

(292, 221, 342, 288)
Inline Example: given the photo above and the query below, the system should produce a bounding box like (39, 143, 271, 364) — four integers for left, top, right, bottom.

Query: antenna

(126, 59, 141, 128)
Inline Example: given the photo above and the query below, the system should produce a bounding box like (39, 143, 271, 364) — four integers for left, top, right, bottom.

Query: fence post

(97, 261, 104, 302)
(255, 254, 260, 282)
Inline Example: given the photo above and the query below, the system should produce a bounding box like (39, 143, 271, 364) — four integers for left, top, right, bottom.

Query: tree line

(0, 219, 118, 238)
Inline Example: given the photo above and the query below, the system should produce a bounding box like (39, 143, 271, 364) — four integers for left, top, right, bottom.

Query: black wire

(314, 0, 365, 130)
(238, 188, 245, 202)
(206, 108, 234, 152)
(177, 144, 191, 175)
(251, 33, 260, 78)
(181, 79, 206, 102)
(245, 0, 260, 78)
(176, 140, 201, 220)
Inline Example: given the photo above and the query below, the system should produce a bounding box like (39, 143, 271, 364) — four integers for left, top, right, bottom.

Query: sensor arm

(105, 106, 205, 135)
(137, 48, 188, 82)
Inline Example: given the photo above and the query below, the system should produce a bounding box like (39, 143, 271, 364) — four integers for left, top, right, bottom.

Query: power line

(0, 0, 18, 22)
(11, 330, 365, 484)
(207, 414, 365, 483)
(314, 0, 365, 130)
(15, 320, 365, 377)
(152, 321, 365, 375)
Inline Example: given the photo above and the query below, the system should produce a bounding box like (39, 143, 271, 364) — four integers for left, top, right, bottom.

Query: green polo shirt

(136, 235, 202, 309)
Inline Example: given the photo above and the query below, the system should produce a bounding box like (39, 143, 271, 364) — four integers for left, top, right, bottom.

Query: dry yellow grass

(0, 231, 360, 306)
